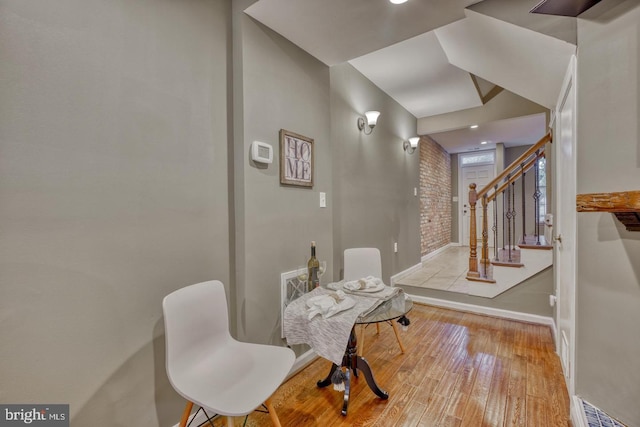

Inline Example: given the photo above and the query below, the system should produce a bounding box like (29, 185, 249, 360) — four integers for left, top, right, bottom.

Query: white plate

(353, 282, 385, 293)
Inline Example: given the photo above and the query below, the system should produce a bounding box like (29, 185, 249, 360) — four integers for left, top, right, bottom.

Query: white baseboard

(391, 243, 458, 286)
(571, 396, 588, 427)
(420, 243, 454, 263)
(406, 293, 556, 328)
(390, 262, 422, 286)
(172, 349, 318, 427)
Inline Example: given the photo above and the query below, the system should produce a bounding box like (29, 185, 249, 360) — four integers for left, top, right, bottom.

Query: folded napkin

(284, 287, 380, 365)
(327, 277, 400, 300)
(343, 276, 384, 291)
(306, 290, 356, 319)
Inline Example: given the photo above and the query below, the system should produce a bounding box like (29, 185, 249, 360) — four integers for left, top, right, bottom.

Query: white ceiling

(348, 31, 484, 118)
(244, 0, 482, 66)
(245, 0, 576, 154)
(428, 113, 547, 153)
(435, 9, 576, 109)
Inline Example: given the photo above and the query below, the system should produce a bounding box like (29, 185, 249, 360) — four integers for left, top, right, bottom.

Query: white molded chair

(163, 280, 295, 427)
(343, 248, 406, 355)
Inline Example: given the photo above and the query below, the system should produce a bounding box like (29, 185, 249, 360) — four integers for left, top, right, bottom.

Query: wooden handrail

(487, 152, 545, 203)
(477, 132, 552, 199)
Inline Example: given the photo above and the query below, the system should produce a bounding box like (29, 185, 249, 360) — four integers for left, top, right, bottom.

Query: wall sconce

(403, 137, 420, 154)
(357, 110, 381, 135)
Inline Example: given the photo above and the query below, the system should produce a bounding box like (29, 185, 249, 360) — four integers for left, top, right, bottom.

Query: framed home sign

(280, 129, 314, 187)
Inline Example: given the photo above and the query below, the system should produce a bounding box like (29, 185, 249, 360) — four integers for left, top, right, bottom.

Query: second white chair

(343, 248, 406, 356)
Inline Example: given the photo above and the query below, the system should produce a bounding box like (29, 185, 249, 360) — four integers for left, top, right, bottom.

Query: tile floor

(394, 246, 471, 294)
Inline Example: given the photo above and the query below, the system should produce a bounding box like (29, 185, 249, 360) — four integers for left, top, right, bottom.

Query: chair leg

(179, 401, 194, 427)
(226, 415, 235, 427)
(264, 397, 282, 427)
(357, 324, 365, 357)
(390, 320, 406, 354)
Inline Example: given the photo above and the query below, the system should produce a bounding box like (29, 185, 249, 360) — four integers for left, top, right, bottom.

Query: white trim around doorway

(457, 150, 496, 248)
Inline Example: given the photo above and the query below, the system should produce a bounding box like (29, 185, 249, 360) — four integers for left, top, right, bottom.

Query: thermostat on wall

(251, 140, 273, 164)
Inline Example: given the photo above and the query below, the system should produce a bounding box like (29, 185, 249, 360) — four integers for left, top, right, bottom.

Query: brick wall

(419, 136, 452, 257)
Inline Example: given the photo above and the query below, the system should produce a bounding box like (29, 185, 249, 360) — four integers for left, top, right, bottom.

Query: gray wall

(330, 63, 421, 283)
(401, 267, 554, 317)
(575, 2, 640, 425)
(0, 0, 231, 425)
(232, 4, 333, 344)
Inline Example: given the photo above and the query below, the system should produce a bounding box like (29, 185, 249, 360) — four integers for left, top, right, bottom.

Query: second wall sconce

(357, 110, 381, 135)
(403, 137, 420, 154)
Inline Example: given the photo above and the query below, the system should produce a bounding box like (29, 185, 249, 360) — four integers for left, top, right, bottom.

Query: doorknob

(553, 234, 562, 243)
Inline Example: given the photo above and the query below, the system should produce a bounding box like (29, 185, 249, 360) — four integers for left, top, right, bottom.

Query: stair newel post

(481, 194, 490, 279)
(533, 150, 542, 245)
(505, 176, 513, 263)
(493, 185, 498, 262)
(467, 183, 480, 279)
(521, 162, 526, 243)
(502, 189, 506, 253)
(510, 180, 516, 261)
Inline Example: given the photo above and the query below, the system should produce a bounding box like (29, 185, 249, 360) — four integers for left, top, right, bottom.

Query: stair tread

(493, 247, 522, 265)
(492, 261, 524, 268)
(518, 235, 552, 249)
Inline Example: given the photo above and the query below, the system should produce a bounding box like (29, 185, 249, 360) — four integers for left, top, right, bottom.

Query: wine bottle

(307, 241, 320, 291)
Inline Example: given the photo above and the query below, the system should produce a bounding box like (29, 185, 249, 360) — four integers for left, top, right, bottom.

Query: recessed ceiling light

(470, 125, 479, 129)
(390, 0, 408, 4)
(480, 141, 488, 145)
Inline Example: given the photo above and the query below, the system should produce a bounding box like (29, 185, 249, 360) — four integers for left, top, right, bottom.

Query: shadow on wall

(600, 214, 640, 285)
(72, 319, 182, 427)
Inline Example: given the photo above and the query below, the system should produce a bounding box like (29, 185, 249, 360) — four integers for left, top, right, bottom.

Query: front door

(554, 55, 577, 396)
(461, 161, 495, 247)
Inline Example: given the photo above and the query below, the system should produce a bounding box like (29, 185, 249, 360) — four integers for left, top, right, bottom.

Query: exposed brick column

(419, 136, 452, 257)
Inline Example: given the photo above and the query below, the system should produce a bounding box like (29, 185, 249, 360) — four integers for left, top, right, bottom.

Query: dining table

(283, 284, 413, 416)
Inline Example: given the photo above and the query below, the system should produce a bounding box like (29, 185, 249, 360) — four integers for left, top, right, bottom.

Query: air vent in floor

(581, 399, 627, 427)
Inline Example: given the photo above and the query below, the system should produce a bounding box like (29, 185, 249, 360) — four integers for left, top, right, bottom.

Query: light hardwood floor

(237, 303, 570, 426)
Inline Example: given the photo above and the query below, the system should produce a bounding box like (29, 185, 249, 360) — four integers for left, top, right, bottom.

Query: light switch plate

(319, 192, 326, 208)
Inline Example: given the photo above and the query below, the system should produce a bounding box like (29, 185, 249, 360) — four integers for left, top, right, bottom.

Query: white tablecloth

(283, 286, 401, 365)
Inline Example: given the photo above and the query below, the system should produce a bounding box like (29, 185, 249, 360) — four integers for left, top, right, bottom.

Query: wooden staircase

(465, 133, 554, 297)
